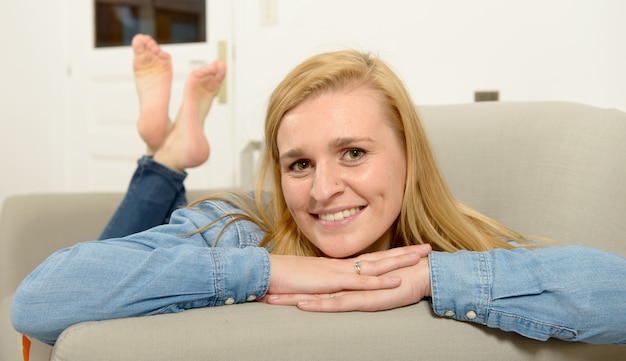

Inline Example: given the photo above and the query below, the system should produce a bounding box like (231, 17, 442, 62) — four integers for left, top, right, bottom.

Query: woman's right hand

(265, 244, 431, 296)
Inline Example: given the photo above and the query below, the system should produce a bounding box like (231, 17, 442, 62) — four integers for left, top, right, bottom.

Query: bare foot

(132, 34, 172, 155)
(154, 60, 227, 172)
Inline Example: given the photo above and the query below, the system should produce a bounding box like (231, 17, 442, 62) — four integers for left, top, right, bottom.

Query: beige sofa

(2, 101, 625, 360)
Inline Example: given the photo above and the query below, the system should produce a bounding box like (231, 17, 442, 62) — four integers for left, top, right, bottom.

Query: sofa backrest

(420, 101, 626, 256)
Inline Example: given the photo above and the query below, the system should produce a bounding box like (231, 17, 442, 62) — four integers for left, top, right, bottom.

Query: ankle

(153, 149, 185, 173)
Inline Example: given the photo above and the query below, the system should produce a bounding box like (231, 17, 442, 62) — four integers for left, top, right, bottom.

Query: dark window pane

(95, 0, 206, 47)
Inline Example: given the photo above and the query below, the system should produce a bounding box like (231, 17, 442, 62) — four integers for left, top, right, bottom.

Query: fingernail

(298, 301, 309, 306)
(268, 295, 279, 300)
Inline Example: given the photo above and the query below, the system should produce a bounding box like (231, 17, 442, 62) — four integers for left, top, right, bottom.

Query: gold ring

(354, 261, 362, 275)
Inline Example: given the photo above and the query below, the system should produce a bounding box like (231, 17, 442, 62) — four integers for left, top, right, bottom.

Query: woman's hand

(296, 257, 431, 312)
(262, 244, 431, 309)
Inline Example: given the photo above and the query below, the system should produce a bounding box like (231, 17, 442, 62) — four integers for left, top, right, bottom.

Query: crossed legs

(99, 34, 226, 239)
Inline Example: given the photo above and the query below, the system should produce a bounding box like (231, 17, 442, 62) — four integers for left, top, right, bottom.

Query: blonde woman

(12, 36, 626, 346)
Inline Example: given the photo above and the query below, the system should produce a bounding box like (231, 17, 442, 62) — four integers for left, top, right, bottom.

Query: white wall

(232, 0, 626, 149)
(0, 1, 69, 206)
(1, 0, 625, 206)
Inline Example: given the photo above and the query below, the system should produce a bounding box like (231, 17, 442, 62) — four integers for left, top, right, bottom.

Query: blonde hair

(193, 50, 529, 254)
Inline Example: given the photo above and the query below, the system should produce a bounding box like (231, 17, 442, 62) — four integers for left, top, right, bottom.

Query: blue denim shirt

(11, 199, 626, 345)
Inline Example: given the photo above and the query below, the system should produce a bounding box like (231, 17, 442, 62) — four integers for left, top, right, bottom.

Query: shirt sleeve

(428, 246, 626, 344)
(11, 200, 271, 346)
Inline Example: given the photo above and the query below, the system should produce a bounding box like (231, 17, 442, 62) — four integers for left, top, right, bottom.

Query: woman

(12, 35, 626, 346)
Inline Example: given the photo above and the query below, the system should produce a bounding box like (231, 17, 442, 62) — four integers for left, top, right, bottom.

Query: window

(95, 0, 206, 47)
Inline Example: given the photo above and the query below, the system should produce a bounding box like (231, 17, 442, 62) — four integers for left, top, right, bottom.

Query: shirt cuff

(214, 246, 271, 305)
(429, 250, 490, 325)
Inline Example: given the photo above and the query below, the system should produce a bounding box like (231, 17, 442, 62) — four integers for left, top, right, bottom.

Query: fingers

(355, 252, 420, 276)
(336, 273, 403, 292)
(267, 289, 400, 311)
(358, 244, 431, 261)
(267, 289, 398, 311)
(297, 295, 372, 312)
(353, 244, 431, 276)
(264, 293, 327, 306)
(296, 290, 394, 312)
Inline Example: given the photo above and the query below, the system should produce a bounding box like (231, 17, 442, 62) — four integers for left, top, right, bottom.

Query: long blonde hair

(194, 50, 529, 254)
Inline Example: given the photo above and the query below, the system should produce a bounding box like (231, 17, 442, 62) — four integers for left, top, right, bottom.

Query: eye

(342, 148, 366, 161)
(290, 160, 311, 172)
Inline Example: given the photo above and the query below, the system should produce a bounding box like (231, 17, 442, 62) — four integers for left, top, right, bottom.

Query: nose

(310, 161, 343, 201)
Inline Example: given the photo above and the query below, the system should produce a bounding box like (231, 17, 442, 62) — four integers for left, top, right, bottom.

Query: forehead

(276, 87, 391, 149)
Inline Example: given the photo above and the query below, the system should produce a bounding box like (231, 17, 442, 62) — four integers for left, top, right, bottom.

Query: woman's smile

(316, 206, 365, 222)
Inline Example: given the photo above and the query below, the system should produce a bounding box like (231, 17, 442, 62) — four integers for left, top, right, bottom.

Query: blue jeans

(99, 156, 188, 239)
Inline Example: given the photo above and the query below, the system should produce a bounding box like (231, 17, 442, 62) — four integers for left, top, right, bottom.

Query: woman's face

(277, 86, 407, 258)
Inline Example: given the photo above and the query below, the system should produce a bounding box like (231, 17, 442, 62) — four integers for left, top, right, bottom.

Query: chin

(317, 245, 364, 259)
(314, 236, 389, 259)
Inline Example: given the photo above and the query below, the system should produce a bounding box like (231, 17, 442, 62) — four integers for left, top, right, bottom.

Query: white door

(66, 0, 235, 193)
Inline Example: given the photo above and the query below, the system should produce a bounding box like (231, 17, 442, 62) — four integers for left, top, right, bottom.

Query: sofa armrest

(0, 193, 124, 296)
(0, 189, 214, 295)
(51, 302, 623, 361)
(0, 192, 126, 361)
(0, 190, 226, 361)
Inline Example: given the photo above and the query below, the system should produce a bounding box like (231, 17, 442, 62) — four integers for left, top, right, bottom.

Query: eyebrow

(279, 149, 305, 162)
(333, 136, 374, 148)
(279, 137, 374, 163)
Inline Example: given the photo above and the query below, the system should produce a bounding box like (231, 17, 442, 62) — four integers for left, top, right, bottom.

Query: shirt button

(466, 311, 477, 320)
(224, 298, 235, 305)
(246, 295, 257, 302)
(444, 310, 455, 317)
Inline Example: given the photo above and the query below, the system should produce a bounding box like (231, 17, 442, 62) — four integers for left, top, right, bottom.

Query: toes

(215, 61, 227, 82)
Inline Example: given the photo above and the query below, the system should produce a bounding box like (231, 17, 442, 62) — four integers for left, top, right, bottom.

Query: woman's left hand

(262, 256, 431, 312)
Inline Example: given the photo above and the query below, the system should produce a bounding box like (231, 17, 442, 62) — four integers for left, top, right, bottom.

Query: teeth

(319, 207, 361, 221)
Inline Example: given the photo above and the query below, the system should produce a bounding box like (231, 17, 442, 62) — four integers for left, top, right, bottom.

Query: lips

(317, 206, 364, 221)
